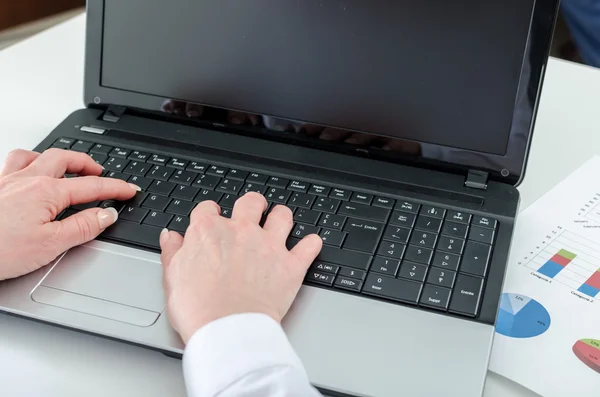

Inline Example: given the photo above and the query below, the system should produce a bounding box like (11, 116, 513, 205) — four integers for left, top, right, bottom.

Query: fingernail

(187, 110, 199, 118)
(160, 228, 170, 244)
(129, 183, 142, 192)
(101, 166, 106, 170)
(98, 207, 118, 229)
(345, 137, 359, 144)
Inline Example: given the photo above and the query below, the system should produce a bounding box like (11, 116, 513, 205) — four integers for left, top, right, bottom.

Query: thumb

(160, 229, 184, 267)
(290, 234, 323, 271)
(50, 207, 119, 253)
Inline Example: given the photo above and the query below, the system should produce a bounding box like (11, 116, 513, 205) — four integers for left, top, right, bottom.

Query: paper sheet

(489, 156, 600, 396)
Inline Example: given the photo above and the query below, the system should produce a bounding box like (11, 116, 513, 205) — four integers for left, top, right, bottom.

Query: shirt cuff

(183, 313, 308, 396)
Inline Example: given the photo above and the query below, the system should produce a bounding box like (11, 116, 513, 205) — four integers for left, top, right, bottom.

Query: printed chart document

(489, 156, 600, 396)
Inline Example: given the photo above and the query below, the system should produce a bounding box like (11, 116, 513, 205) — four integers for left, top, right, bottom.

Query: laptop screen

(98, 0, 543, 176)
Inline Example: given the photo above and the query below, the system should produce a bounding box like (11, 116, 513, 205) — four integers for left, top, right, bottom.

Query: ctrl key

(305, 271, 335, 287)
(448, 274, 484, 317)
(362, 274, 422, 304)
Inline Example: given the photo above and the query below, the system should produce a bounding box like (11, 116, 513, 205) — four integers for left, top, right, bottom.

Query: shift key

(363, 274, 422, 304)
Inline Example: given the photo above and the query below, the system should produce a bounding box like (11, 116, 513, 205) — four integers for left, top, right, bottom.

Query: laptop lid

(84, 0, 559, 186)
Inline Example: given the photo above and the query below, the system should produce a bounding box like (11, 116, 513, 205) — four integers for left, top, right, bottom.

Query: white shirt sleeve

(183, 313, 322, 397)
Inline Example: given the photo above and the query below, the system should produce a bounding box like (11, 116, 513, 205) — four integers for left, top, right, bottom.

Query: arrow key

(397, 262, 428, 282)
(409, 231, 438, 248)
(426, 267, 456, 289)
(376, 241, 406, 260)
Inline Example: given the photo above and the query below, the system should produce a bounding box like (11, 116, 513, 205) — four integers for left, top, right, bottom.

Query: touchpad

(31, 241, 165, 327)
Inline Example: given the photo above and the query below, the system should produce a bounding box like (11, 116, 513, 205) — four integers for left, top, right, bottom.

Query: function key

(468, 226, 495, 245)
(247, 173, 269, 185)
(373, 196, 395, 209)
(90, 143, 113, 155)
(351, 192, 373, 205)
(128, 151, 151, 161)
(227, 169, 249, 181)
(333, 276, 363, 292)
(441, 222, 468, 239)
(414, 215, 442, 233)
(109, 147, 132, 159)
(448, 274, 484, 316)
(472, 215, 498, 230)
(309, 184, 331, 197)
(149, 154, 169, 165)
(168, 158, 189, 169)
(419, 285, 451, 311)
(338, 267, 366, 280)
(420, 205, 446, 219)
(267, 176, 290, 189)
(207, 165, 229, 177)
(446, 210, 471, 224)
(395, 201, 420, 214)
(71, 140, 94, 153)
(329, 188, 351, 201)
(186, 162, 208, 173)
(288, 180, 309, 193)
(52, 137, 75, 149)
(389, 211, 416, 228)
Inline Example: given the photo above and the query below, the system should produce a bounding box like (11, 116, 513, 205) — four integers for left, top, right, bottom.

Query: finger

(185, 103, 204, 118)
(263, 205, 294, 243)
(319, 128, 351, 141)
(20, 149, 103, 178)
(232, 192, 268, 224)
(345, 132, 376, 146)
(0, 149, 40, 176)
(304, 125, 324, 135)
(57, 176, 139, 208)
(160, 228, 184, 268)
(228, 111, 249, 125)
(190, 200, 221, 223)
(290, 234, 323, 271)
(48, 207, 119, 254)
(247, 114, 260, 126)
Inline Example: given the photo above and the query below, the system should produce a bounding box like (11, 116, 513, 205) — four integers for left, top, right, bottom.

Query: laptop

(0, 1, 559, 396)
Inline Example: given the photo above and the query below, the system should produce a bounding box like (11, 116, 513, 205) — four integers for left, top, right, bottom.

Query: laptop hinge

(101, 105, 127, 123)
(464, 170, 488, 190)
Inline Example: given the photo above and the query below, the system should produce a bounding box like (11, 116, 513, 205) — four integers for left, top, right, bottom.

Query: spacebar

(101, 220, 162, 249)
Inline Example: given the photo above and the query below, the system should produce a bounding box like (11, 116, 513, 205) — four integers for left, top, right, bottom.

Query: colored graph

(495, 293, 551, 338)
(573, 339, 600, 374)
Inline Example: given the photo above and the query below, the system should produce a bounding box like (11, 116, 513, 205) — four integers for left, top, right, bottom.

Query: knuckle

(270, 205, 293, 223)
(74, 216, 96, 241)
(6, 148, 27, 160)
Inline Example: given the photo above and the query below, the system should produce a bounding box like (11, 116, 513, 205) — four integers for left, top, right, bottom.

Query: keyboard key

(120, 206, 148, 223)
(186, 162, 208, 173)
(124, 161, 150, 176)
(420, 205, 445, 219)
(90, 143, 113, 155)
(148, 180, 176, 196)
(419, 285, 451, 311)
(127, 176, 152, 191)
(460, 241, 491, 277)
(313, 197, 341, 213)
(104, 157, 129, 172)
(363, 274, 422, 304)
(395, 201, 420, 214)
(389, 211, 416, 228)
(376, 241, 406, 260)
(426, 268, 456, 289)
(195, 189, 223, 203)
(310, 262, 340, 274)
(370, 257, 400, 276)
(437, 236, 465, 254)
(246, 173, 268, 185)
(309, 184, 331, 197)
(472, 216, 497, 229)
(105, 171, 129, 182)
(71, 140, 94, 153)
(409, 231, 438, 249)
(319, 229, 346, 247)
(292, 224, 319, 238)
(148, 165, 174, 181)
(170, 170, 197, 186)
(109, 148, 131, 159)
(431, 252, 460, 271)
(329, 188, 351, 201)
(99, 200, 125, 213)
(350, 192, 373, 205)
(206, 165, 228, 177)
(52, 137, 75, 149)
(88, 153, 108, 165)
(227, 169, 249, 181)
(216, 178, 242, 194)
(193, 174, 221, 190)
(168, 215, 190, 233)
(334, 276, 363, 292)
(171, 185, 200, 201)
(266, 187, 291, 204)
(398, 262, 428, 282)
(221, 208, 233, 218)
(373, 197, 395, 209)
(242, 183, 267, 195)
(102, 221, 162, 249)
(289, 192, 315, 209)
(343, 219, 384, 254)
(288, 180, 309, 193)
(294, 208, 321, 225)
(404, 246, 433, 265)
(72, 201, 100, 211)
(289, 239, 372, 270)
(143, 211, 173, 228)
(148, 154, 169, 165)
(219, 194, 239, 208)
(166, 199, 195, 216)
(446, 211, 471, 224)
(414, 215, 442, 233)
(318, 213, 346, 230)
(267, 177, 290, 188)
(468, 226, 495, 244)
(126, 192, 148, 207)
(128, 151, 151, 161)
(142, 194, 171, 211)
(339, 267, 366, 280)
(338, 202, 389, 222)
(441, 221, 469, 239)
(382, 225, 411, 243)
(448, 274, 484, 316)
(305, 271, 335, 286)
(167, 158, 189, 169)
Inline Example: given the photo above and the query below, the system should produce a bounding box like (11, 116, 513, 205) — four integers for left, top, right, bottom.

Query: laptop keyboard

(52, 137, 498, 319)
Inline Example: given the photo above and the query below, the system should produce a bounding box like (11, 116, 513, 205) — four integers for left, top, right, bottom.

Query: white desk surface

(1, 14, 600, 397)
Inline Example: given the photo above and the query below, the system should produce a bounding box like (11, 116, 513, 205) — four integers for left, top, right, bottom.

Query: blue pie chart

(495, 293, 551, 338)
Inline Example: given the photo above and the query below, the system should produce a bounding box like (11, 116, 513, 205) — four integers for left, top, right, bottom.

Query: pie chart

(573, 339, 600, 373)
(495, 293, 551, 338)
